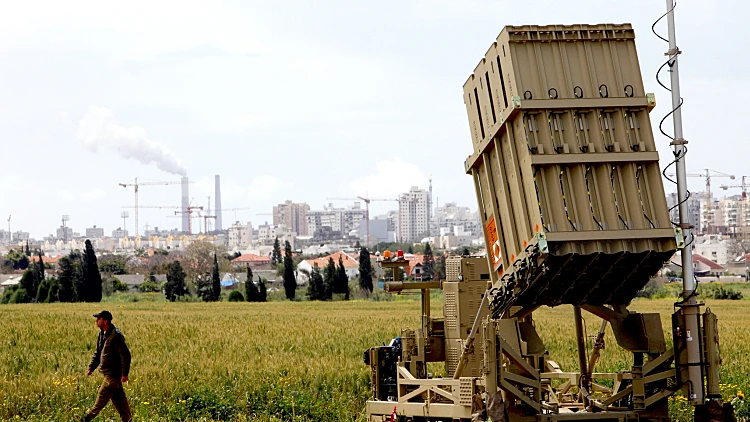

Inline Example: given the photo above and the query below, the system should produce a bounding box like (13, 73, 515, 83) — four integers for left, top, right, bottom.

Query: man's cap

(93, 310, 113, 321)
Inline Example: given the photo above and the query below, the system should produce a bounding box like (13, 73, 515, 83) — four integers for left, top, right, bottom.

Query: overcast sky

(1, 0, 746, 238)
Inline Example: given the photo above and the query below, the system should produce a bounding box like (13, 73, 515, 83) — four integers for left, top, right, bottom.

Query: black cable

(651, 0, 677, 43)
(653, 2, 698, 235)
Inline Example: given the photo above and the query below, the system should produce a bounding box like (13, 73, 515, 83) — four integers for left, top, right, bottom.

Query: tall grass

(0, 299, 746, 421)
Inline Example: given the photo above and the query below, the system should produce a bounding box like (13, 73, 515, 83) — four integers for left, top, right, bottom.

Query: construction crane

(118, 178, 190, 237)
(122, 205, 179, 237)
(721, 176, 749, 238)
(174, 206, 204, 235)
(667, 169, 734, 234)
(203, 215, 216, 234)
(721, 175, 748, 199)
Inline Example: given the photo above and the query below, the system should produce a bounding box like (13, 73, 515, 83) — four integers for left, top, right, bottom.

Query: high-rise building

(397, 186, 430, 243)
(86, 225, 105, 239)
(307, 202, 367, 238)
(273, 201, 310, 236)
(667, 192, 703, 233)
(0, 230, 10, 244)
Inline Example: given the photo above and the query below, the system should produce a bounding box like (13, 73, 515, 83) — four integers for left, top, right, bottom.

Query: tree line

(1, 240, 103, 304)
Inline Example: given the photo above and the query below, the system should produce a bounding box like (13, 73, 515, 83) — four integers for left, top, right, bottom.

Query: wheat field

(0, 297, 747, 421)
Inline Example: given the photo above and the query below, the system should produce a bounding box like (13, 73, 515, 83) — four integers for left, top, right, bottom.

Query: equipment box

(463, 24, 677, 308)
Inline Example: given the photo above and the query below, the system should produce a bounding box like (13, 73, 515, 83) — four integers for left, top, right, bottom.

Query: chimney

(215, 175, 222, 232)
(181, 177, 189, 233)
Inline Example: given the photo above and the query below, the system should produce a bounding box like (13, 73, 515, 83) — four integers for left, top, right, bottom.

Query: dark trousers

(85, 375, 132, 422)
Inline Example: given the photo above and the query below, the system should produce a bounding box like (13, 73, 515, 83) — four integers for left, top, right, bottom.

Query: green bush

(138, 281, 161, 293)
(636, 278, 669, 299)
(113, 277, 130, 292)
(701, 284, 743, 300)
(228, 291, 244, 302)
(8, 287, 30, 304)
(1, 285, 19, 304)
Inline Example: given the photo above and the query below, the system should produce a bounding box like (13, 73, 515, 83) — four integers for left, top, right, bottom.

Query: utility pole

(665, 0, 703, 405)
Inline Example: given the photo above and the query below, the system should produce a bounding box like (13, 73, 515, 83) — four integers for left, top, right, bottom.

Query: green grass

(0, 298, 747, 421)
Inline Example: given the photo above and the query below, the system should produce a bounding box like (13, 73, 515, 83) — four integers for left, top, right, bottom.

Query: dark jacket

(87, 324, 131, 377)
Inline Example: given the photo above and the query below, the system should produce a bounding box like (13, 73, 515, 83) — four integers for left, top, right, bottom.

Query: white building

(257, 223, 296, 248)
(432, 202, 482, 238)
(12, 231, 30, 242)
(85, 225, 104, 239)
(307, 202, 367, 238)
(397, 186, 430, 243)
(228, 221, 253, 249)
(692, 234, 729, 266)
(0, 230, 10, 244)
(112, 228, 129, 239)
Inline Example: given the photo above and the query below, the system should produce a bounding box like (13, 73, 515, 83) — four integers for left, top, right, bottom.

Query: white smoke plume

(77, 106, 187, 176)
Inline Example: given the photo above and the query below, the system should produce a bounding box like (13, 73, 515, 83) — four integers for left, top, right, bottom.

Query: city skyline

(1, 1, 746, 240)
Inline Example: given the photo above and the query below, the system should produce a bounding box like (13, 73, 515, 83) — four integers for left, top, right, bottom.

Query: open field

(0, 298, 748, 421)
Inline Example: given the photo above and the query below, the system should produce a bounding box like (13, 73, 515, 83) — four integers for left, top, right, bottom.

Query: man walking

(77, 310, 132, 422)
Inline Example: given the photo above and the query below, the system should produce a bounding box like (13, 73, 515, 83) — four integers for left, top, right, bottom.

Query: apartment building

(273, 200, 310, 236)
(307, 202, 367, 238)
(85, 225, 105, 239)
(228, 221, 253, 249)
(397, 186, 429, 243)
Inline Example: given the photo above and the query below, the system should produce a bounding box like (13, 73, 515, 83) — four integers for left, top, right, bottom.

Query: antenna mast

(665, 0, 703, 405)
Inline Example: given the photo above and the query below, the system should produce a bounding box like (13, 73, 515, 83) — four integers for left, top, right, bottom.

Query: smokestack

(181, 177, 189, 233)
(215, 175, 222, 232)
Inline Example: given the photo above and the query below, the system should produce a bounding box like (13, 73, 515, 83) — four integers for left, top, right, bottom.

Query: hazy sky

(0, 0, 746, 238)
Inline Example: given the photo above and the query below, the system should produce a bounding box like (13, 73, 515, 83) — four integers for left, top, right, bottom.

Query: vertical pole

(573, 306, 589, 408)
(666, 0, 704, 405)
(134, 177, 139, 238)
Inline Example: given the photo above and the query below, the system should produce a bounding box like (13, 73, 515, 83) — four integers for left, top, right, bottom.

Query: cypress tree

(35, 250, 45, 290)
(69, 251, 84, 302)
(83, 240, 103, 302)
(282, 240, 296, 300)
(306, 264, 325, 301)
(57, 256, 76, 302)
(436, 253, 447, 281)
(36, 279, 51, 303)
(323, 257, 335, 300)
(245, 266, 259, 302)
(422, 242, 435, 281)
(18, 269, 34, 303)
(358, 247, 374, 293)
(258, 276, 267, 302)
(211, 254, 221, 301)
(271, 238, 282, 268)
(336, 256, 349, 300)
